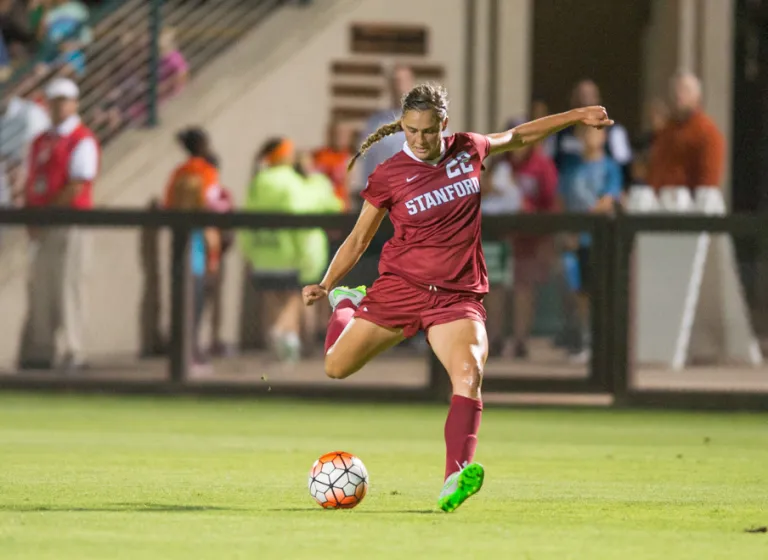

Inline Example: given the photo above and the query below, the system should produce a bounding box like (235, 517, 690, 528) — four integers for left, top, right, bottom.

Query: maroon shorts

(353, 273, 487, 338)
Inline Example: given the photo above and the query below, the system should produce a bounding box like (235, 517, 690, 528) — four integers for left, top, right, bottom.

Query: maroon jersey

(361, 132, 491, 294)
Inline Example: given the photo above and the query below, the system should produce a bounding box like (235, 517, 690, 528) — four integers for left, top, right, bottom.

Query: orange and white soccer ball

(308, 451, 369, 509)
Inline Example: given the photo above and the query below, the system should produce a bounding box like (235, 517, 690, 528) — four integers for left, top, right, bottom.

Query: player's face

(401, 110, 447, 161)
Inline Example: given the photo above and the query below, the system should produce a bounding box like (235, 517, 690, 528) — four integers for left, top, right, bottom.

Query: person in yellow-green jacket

(239, 137, 305, 363)
(293, 151, 344, 350)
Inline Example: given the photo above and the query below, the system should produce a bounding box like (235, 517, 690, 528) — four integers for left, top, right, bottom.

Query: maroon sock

(444, 395, 483, 480)
(324, 299, 357, 353)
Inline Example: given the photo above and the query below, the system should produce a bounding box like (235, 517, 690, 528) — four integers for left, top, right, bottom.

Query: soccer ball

(308, 451, 369, 509)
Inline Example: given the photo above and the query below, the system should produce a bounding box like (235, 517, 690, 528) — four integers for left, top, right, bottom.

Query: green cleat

(437, 462, 485, 513)
(328, 285, 367, 310)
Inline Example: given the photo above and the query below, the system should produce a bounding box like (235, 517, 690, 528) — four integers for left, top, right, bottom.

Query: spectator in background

(484, 118, 559, 359)
(551, 79, 632, 188)
(204, 153, 234, 358)
(294, 150, 343, 352)
(164, 126, 221, 365)
(313, 120, 353, 211)
(158, 27, 188, 101)
(239, 138, 305, 364)
(18, 78, 99, 372)
(126, 26, 189, 125)
(357, 64, 414, 192)
(39, 0, 92, 77)
(27, 0, 47, 39)
(0, 0, 37, 67)
(164, 126, 219, 208)
(167, 164, 220, 370)
(647, 71, 725, 191)
(558, 125, 621, 363)
(0, 88, 50, 208)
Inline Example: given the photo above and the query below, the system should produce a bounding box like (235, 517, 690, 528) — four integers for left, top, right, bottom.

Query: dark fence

(0, 208, 767, 410)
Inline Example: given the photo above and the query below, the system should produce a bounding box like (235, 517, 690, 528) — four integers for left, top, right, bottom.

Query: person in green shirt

(293, 151, 344, 350)
(239, 138, 306, 364)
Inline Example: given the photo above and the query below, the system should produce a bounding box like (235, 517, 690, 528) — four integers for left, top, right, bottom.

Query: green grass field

(0, 392, 766, 559)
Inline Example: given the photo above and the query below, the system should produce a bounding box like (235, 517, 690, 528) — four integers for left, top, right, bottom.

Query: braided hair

(348, 82, 449, 172)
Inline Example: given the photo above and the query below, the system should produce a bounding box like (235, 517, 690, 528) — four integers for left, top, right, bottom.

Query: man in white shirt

(0, 93, 50, 207)
(18, 78, 100, 372)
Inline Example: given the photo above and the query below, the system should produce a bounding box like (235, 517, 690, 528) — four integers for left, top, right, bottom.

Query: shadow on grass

(1, 502, 243, 513)
(268, 507, 439, 515)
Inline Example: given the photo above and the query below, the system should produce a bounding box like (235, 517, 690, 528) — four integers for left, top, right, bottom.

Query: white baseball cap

(45, 78, 79, 100)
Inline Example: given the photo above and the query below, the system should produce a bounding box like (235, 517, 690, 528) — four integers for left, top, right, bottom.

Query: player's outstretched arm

(486, 106, 614, 156)
(302, 201, 387, 306)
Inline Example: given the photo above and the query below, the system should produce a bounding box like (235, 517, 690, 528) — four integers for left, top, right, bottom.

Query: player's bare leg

(427, 318, 488, 512)
(323, 287, 404, 379)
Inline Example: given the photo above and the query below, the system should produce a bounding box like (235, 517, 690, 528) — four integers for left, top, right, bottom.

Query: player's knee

(450, 360, 484, 398)
(324, 353, 353, 380)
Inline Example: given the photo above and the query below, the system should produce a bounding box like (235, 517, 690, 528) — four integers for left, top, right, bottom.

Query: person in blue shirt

(558, 124, 621, 362)
(39, 0, 93, 76)
(551, 80, 632, 189)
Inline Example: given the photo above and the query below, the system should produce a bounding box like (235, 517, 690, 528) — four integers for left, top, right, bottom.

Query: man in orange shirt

(647, 71, 725, 191)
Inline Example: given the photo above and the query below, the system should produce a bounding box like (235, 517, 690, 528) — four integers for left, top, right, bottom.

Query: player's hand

(577, 106, 614, 129)
(302, 284, 327, 306)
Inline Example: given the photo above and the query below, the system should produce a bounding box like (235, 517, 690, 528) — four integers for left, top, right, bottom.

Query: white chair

(658, 186, 693, 213)
(626, 184, 659, 213)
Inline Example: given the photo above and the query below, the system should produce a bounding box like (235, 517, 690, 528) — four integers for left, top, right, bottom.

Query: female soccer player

(302, 83, 612, 512)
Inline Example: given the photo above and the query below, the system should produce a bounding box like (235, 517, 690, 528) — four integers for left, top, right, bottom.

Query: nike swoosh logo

(406, 175, 419, 182)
